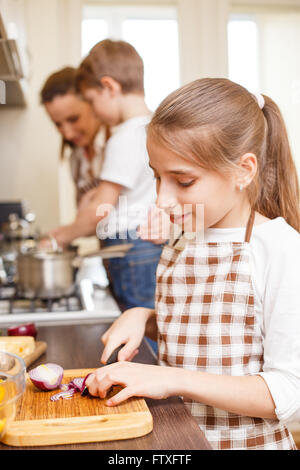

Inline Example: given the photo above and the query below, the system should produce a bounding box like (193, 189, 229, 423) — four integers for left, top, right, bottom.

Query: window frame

(82, 4, 178, 40)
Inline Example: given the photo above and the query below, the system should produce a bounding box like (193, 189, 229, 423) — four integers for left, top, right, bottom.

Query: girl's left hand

(85, 361, 178, 406)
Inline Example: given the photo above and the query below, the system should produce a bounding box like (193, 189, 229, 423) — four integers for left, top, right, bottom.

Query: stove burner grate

(0, 284, 83, 314)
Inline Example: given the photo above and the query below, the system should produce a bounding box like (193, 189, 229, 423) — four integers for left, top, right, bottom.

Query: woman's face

(44, 93, 100, 147)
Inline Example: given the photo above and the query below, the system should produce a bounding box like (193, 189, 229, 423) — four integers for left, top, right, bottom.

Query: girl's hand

(85, 362, 178, 406)
(100, 308, 155, 365)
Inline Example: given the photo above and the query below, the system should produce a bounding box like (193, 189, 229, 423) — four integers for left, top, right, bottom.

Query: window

(228, 8, 300, 175)
(228, 14, 259, 92)
(81, 5, 180, 111)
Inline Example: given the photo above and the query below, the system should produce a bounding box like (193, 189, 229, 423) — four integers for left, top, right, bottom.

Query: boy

(76, 39, 163, 331)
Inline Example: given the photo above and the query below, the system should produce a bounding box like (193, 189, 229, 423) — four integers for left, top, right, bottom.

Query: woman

(40, 66, 110, 247)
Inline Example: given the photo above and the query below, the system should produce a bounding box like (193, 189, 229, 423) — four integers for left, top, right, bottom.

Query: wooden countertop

(0, 324, 211, 450)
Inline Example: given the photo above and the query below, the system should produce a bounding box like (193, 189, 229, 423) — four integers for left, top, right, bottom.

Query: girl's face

(45, 93, 100, 147)
(147, 136, 245, 231)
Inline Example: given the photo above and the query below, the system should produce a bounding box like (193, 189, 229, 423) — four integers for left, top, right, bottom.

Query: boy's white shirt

(97, 115, 156, 237)
(198, 217, 300, 424)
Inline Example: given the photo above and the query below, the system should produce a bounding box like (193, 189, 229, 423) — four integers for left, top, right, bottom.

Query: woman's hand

(48, 225, 75, 249)
(85, 362, 179, 406)
(100, 308, 155, 365)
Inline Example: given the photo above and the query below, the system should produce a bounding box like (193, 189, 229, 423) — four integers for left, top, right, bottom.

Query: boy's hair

(76, 39, 145, 95)
(148, 78, 300, 232)
(40, 67, 77, 103)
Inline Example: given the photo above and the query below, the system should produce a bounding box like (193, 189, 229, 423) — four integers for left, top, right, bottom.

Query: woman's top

(69, 129, 106, 204)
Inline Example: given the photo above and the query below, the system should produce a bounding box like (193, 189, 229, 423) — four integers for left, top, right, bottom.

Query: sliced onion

(29, 363, 64, 391)
(50, 388, 76, 401)
(70, 377, 85, 392)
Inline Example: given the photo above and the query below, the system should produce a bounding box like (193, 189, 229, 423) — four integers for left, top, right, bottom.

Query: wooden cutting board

(24, 341, 47, 367)
(1, 369, 153, 447)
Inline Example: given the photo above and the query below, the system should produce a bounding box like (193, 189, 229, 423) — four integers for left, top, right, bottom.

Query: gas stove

(0, 279, 120, 328)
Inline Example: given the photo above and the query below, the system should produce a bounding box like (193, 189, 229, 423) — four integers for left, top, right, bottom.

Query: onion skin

(29, 363, 64, 391)
(8, 323, 37, 339)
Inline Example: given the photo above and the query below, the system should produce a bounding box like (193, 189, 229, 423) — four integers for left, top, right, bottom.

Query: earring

(239, 185, 243, 192)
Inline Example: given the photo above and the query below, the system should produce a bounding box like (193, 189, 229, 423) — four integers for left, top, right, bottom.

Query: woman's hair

(40, 66, 78, 104)
(148, 78, 300, 232)
(40, 67, 79, 159)
(76, 39, 145, 95)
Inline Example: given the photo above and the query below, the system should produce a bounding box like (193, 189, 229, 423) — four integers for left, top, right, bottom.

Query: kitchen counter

(0, 324, 212, 450)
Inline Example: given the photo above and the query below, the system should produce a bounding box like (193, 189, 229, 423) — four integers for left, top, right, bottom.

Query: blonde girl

(85, 78, 300, 450)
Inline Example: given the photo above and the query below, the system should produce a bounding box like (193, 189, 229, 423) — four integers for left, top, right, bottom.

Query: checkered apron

(156, 212, 296, 450)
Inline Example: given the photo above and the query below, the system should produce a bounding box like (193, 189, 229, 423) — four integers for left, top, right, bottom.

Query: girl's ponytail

(257, 96, 300, 232)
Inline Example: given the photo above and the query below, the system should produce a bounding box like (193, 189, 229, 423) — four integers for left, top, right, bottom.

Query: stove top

(0, 284, 83, 314)
(0, 280, 120, 327)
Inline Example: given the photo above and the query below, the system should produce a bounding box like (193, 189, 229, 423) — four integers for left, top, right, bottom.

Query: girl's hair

(148, 78, 300, 232)
(76, 39, 145, 95)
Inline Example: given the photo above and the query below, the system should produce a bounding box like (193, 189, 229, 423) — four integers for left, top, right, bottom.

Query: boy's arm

(49, 180, 123, 248)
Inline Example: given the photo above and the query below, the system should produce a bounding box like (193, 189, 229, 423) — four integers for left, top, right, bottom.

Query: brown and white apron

(71, 149, 103, 205)
(156, 212, 296, 450)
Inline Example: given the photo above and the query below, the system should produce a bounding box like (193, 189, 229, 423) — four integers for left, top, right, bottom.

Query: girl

(85, 78, 300, 450)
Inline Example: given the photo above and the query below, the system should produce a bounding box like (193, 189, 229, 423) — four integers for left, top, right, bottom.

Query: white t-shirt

(204, 217, 300, 424)
(97, 115, 156, 238)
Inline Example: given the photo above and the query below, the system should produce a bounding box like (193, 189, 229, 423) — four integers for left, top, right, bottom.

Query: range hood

(0, 39, 23, 80)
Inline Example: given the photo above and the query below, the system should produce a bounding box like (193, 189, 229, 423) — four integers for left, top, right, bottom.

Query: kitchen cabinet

(0, 324, 212, 450)
(0, 0, 28, 107)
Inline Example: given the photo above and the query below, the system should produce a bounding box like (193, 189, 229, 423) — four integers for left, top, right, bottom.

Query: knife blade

(81, 344, 125, 396)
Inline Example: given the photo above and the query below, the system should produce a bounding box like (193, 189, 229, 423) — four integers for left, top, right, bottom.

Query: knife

(81, 344, 125, 396)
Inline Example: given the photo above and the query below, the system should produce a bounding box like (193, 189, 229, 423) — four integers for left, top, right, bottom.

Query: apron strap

(244, 209, 255, 243)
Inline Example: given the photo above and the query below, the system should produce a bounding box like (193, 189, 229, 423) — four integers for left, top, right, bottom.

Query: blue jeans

(101, 232, 163, 354)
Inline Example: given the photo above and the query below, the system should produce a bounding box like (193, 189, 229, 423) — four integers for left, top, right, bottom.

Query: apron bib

(156, 212, 296, 450)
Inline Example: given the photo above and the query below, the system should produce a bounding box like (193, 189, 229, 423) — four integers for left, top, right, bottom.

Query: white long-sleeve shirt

(204, 217, 300, 424)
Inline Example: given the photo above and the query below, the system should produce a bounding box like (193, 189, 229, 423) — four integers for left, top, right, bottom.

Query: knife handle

(106, 344, 126, 365)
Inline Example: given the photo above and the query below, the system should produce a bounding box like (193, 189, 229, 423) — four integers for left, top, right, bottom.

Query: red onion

(70, 377, 85, 391)
(8, 323, 37, 339)
(50, 373, 92, 401)
(29, 363, 63, 391)
(50, 388, 76, 401)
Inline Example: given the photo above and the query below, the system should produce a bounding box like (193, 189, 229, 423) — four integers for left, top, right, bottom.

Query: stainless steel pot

(16, 238, 132, 299)
(17, 249, 77, 299)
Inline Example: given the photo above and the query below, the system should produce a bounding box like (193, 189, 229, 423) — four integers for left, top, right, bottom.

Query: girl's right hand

(100, 307, 154, 364)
